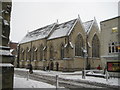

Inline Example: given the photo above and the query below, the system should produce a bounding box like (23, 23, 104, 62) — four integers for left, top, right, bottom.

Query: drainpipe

(86, 35, 90, 69)
(17, 44, 20, 68)
(30, 41, 32, 64)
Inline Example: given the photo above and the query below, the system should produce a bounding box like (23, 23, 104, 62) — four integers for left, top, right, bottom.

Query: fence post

(56, 75, 59, 90)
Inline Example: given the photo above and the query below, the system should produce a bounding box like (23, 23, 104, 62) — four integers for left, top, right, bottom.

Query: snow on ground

(14, 74, 56, 88)
(15, 68, 120, 86)
(59, 75, 120, 86)
(15, 68, 82, 76)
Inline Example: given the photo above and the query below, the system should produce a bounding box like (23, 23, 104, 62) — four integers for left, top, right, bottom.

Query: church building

(18, 16, 101, 71)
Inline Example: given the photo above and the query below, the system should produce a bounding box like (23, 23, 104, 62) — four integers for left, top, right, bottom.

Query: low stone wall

(0, 64, 14, 89)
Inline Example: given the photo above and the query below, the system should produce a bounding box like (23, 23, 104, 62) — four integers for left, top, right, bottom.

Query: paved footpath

(15, 69, 120, 90)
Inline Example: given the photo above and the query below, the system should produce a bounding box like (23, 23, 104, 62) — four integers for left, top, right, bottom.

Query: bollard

(27, 71, 29, 81)
(106, 70, 108, 82)
(56, 75, 59, 90)
(82, 70, 86, 79)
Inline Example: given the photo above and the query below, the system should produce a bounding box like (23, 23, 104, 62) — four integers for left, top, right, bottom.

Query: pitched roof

(48, 19, 77, 40)
(83, 20, 94, 33)
(20, 18, 96, 44)
(20, 23, 56, 44)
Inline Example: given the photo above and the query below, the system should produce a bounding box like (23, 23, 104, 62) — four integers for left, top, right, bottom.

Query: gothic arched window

(26, 47, 29, 60)
(40, 44, 43, 61)
(20, 48, 24, 60)
(75, 34, 84, 57)
(92, 34, 100, 57)
(49, 45, 54, 60)
(60, 43, 64, 59)
(32, 46, 35, 61)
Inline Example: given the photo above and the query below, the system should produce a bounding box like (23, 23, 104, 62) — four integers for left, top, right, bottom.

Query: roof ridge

(83, 20, 94, 23)
(28, 23, 56, 33)
(58, 18, 77, 26)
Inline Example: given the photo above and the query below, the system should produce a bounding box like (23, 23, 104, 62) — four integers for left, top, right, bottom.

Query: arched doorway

(50, 62, 54, 70)
(56, 62, 59, 71)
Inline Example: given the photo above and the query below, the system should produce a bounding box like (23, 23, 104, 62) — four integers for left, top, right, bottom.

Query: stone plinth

(0, 46, 14, 89)
(0, 63, 14, 89)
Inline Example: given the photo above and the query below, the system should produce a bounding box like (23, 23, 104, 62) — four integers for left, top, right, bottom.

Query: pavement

(14, 68, 120, 90)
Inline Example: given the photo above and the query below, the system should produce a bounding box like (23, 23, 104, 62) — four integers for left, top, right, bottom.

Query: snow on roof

(64, 42, 74, 49)
(1, 35, 7, 39)
(0, 46, 10, 50)
(34, 48, 38, 51)
(28, 48, 31, 52)
(0, 63, 14, 67)
(22, 49, 24, 53)
(83, 20, 94, 33)
(69, 42, 74, 49)
(0, 16, 3, 19)
(48, 19, 77, 40)
(10, 49, 14, 53)
(0, 49, 12, 56)
(43, 46, 47, 50)
(4, 20, 9, 26)
(19, 23, 56, 44)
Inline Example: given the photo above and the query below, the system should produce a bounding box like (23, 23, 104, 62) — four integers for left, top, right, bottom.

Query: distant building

(18, 16, 101, 71)
(8, 41, 18, 67)
(8, 41, 18, 56)
(100, 16, 120, 77)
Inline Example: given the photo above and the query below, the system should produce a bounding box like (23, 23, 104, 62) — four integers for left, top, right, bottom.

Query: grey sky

(10, 0, 119, 42)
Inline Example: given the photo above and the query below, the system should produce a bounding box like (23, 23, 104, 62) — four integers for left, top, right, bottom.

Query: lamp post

(82, 47, 87, 79)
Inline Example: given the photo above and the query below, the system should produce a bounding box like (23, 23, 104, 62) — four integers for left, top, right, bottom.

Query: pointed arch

(39, 44, 44, 60)
(75, 34, 84, 56)
(60, 43, 64, 59)
(92, 34, 100, 57)
(32, 46, 35, 61)
(49, 44, 54, 60)
(26, 47, 29, 60)
(20, 48, 24, 60)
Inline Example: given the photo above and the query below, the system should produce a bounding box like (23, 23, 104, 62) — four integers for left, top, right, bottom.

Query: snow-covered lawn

(15, 68, 120, 87)
(14, 74, 56, 88)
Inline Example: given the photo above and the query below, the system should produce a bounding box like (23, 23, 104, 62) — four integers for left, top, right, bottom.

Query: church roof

(20, 23, 56, 44)
(48, 19, 77, 40)
(83, 20, 94, 33)
(20, 18, 97, 44)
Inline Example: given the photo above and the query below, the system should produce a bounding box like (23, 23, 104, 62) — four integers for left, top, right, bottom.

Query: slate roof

(83, 20, 94, 33)
(20, 18, 95, 44)
(20, 23, 56, 44)
(48, 19, 77, 40)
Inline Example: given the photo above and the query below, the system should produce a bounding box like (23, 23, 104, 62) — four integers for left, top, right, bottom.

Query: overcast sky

(10, 0, 119, 42)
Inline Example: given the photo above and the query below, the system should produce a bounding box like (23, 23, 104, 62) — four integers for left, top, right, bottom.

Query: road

(14, 70, 119, 90)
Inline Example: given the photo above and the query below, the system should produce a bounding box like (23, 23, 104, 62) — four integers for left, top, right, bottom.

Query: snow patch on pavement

(15, 68, 120, 87)
(14, 74, 56, 88)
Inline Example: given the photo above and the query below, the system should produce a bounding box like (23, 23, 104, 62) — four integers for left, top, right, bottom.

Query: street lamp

(82, 47, 87, 79)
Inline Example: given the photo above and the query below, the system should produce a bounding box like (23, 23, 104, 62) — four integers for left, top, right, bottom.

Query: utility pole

(30, 41, 32, 64)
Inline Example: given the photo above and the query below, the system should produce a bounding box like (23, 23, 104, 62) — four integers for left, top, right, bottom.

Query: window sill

(74, 56, 84, 58)
(92, 57, 100, 59)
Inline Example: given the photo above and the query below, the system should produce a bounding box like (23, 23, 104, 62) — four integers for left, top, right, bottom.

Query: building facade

(0, 0, 14, 89)
(18, 16, 101, 71)
(100, 16, 120, 77)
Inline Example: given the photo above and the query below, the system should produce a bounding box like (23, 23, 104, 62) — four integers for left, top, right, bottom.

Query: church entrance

(50, 62, 54, 70)
(56, 62, 59, 71)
